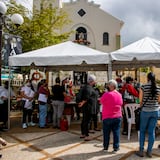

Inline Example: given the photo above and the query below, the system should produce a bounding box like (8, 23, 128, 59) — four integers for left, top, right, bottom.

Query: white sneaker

(22, 123, 27, 129)
(28, 122, 36, 127)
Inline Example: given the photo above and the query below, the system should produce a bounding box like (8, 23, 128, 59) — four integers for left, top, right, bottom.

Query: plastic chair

(124, 103, 140, 140)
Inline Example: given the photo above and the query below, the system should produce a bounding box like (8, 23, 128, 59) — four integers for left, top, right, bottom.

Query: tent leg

(108, 62, 112, 80)
(7, 66, 11, 130)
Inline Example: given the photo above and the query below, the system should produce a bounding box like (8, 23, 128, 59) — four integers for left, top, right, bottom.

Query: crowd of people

(77, 73, 160, 157)
(0, 72, 160, 158)
(100, 73, 160, 157)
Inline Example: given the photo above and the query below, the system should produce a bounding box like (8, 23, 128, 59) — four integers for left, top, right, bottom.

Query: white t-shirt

(21, 85, 35, 109)
(21, 86, 34, 101)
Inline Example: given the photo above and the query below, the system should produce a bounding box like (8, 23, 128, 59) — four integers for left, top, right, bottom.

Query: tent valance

(110, 37, 160, 70)
(9, 41, 110, 71)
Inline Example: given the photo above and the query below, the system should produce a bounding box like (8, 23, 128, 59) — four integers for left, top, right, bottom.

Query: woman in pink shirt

(100, 79, 123, 153)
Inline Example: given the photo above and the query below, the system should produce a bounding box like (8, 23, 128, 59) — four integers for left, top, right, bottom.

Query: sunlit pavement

(0, 111, 160, 160)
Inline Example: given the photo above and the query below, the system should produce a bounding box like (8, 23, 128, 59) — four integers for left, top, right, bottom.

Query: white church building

(33, 0, 124, 85)
(34, 0, 124, 53)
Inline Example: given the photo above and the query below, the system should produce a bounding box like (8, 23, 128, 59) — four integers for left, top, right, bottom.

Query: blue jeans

(103, 117, 121, 150)
(39, 104, 47, 127)
(139, 110, 158, 152)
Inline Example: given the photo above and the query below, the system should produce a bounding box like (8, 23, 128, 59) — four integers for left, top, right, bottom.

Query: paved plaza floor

(0, 111, 160, 160)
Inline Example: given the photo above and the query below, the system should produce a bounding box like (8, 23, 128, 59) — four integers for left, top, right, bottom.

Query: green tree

(6, 0, 72, 52)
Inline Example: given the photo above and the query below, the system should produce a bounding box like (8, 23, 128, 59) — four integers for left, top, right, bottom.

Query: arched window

(74, 27, 90, 45)
(75, 27, 87, 41)
(103, 32, 109, 45)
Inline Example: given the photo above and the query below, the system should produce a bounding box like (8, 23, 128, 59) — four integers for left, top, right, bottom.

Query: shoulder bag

(134, 95, 149, 130)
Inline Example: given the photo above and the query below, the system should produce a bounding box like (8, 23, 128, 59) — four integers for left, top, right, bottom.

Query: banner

(2, 33, 22, 66)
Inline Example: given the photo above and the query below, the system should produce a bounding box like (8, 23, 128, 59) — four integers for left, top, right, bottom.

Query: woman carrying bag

(136, 72, 160, 158)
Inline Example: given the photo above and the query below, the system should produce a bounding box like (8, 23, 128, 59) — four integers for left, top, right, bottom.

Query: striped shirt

(141, 82, 160, 112)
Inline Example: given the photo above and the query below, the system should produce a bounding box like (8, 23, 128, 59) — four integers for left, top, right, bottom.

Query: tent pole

(108, 54, 112, 80)
(8, 66, 11, 130)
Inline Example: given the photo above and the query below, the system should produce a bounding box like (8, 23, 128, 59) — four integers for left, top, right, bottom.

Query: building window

(78, 9, 86, 17)
(103, 32, 109, 45)
(73, 27, 90, 45)
(76, 27, 87, 41)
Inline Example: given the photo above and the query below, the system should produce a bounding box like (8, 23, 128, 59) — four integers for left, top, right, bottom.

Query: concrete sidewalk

(0, 112, 160, 160)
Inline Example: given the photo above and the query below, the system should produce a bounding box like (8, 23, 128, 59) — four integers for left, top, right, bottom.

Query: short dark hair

(40, 79, 46, 85)
(126, 76, 133, 83)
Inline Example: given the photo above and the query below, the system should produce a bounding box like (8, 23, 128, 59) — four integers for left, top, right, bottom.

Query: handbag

(134, 96, 149, 130)
(134, 107, 142, 130)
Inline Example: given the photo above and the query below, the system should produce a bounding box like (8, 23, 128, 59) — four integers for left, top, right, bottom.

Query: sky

(3, 0, 160, 47)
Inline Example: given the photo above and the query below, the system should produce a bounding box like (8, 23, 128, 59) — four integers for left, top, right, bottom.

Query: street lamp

(0, 1, 24, 86)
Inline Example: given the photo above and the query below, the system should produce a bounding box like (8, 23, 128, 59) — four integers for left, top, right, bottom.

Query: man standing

(51, 77, 66, 129)
(78, 74, 98, 141)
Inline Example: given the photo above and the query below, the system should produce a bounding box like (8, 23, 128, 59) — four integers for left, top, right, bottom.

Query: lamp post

(0, 1, 24, 86)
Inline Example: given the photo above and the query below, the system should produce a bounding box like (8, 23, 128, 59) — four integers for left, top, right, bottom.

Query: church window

(78, 9, 86, 17)
(103, 32, 109, 45)
(73, 27, 90, 45)
(76, 27, 87, 40)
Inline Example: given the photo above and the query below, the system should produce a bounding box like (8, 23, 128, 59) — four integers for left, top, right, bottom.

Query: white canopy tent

(7, 41, 110, 129)
(9, 41, 110, 72)
(110, 37, 160, 70)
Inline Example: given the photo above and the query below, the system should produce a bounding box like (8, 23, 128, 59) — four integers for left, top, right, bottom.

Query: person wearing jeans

(38, 79, 50, 128)
(103, 118, 121, 151)
(136, 72, 160, 158)
(100, 79, 123, 152)
(139, 111, 158, 154)
(39, 103, 48, 128)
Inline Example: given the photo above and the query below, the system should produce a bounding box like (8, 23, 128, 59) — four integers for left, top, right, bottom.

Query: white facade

(33, 0, 124, 52)
(33, 0, 124, 85)
(63, 0, 123, 52)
